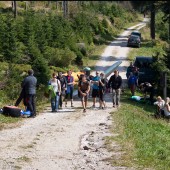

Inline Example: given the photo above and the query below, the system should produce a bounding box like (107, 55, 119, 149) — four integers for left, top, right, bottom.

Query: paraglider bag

(3, 106, 21, 117)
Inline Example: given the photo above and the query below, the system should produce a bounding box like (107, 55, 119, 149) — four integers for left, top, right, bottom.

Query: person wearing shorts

(65, 70, 74, 107)
(91, 71, 100, 108)
(78, 75, 90, 112)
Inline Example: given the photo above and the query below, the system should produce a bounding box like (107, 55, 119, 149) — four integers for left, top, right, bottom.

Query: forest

(0, 1, 169, 106)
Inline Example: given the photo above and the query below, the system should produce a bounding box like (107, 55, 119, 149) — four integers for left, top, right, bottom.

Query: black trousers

(27, 94, 36, 116)
(15, 88, 27, 106)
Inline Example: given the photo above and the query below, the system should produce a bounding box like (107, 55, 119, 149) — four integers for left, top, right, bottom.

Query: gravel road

(0, 18, 148, 170)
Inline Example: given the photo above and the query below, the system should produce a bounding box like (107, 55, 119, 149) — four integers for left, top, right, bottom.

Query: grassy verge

(107, 90, 170, 170)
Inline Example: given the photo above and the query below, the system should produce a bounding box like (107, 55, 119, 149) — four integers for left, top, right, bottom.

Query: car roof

(131, 31, 140, 33)
(129, 35, 139, 38)
(135, 56, 152, 59)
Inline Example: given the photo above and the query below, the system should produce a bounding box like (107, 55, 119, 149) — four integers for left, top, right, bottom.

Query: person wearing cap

(91, 71, 100, 108)
(108, 70, 122, 108)
(21, 69, 37, 118)
(57, 72, 67, 109)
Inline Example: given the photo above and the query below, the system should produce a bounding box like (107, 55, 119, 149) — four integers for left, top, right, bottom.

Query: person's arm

(58, 80, 61, 93)
(108, 76, 112, 88)
(86, 83, 91, 94)
(166, 104, 170, 112)
(21, 78, 26, 88)
(117, 76, 122, 89)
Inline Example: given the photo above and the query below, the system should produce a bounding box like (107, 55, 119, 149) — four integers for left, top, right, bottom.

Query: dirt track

(0, 18, 148, 170)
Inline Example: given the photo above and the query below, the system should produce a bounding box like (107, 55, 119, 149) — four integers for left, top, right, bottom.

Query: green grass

(83, 44, 107, 70)
(0, 115, 21, 130)
(108, 90, 170, 170)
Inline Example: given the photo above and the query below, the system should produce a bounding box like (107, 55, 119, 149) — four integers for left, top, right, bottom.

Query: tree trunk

(13, 1, 17, 18)
(63, 1, 68, 18)
(25, 1, 28, 11)
(150, 3, 155, 39)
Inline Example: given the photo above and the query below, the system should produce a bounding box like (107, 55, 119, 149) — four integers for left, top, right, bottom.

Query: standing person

(108, 70, 122, 108)
(128, 72, 138, 96)
(91, 71, 100, 108)
(78, 75, 90, 112)
(57, 72, 67, 109)
(49, 73, 61, 112)
(21, 69, 37, 118)
(65, 70, 74, 107)
(126, 62, 134, 79)
(99, 73, 106, 109)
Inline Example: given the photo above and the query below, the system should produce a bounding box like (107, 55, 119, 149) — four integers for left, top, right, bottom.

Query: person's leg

(92, 89, 96, 107)
(65, 92, 68, 107)
(112, 89, 116, 107)
(27, 94, 34, 116)
(55, 94, 60, 111)
(32, 95, 36, 116)
(51, 97, 55, 112)
(59, 93, 62, 108)
(15, 89, 24, 106)
(70, 87, 74, 107)
(116, 89, 121, 106)
(99, 90, 102, 108)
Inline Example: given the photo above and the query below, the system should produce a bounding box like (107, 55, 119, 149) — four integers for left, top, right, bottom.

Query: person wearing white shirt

(163, 97, 170, 119)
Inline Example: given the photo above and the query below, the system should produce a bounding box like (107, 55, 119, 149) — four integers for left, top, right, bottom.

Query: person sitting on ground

(78, 75, 90, 113)
(99, 73, 106, 109)
(163, 97, 170, 120)
(128, 72, 138, 96)
(139, 82, 155, 104)
(154, 96, 165, 118)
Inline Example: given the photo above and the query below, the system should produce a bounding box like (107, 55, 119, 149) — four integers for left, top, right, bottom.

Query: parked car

(133, 56, 155, 84)
(127, 35, 141, 48)
(130, 31, 141, 40)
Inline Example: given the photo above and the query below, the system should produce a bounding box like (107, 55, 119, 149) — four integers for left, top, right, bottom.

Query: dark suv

(133, 56, 155, 84)
(127, 35, 141, 48)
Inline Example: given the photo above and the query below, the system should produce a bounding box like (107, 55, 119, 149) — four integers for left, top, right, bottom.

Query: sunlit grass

(108, 90, 170, 170)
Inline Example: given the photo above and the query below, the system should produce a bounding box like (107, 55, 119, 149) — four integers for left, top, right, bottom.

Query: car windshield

(134, 58, 153, 68)
(130, 36, 139, 40)
(131, 32, 141, 37)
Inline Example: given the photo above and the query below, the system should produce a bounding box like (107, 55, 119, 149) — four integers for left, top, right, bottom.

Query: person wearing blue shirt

(91, 71, 100, 108)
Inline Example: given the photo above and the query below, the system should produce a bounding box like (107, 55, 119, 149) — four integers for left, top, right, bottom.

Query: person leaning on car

(108, 70, 122, 107)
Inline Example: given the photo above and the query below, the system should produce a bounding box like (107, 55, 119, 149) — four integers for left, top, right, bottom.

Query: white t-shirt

(163, 104, 170, 117)
(50, 79, 60, 93)
(154, 100, 165, 109)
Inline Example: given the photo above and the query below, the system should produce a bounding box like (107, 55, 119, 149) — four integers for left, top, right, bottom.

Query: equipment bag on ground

(3, 106, 21, 117)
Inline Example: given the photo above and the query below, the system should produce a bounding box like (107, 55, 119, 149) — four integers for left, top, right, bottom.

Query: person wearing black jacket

(57, 72, 67, 109)
(108, 70, 122, 107)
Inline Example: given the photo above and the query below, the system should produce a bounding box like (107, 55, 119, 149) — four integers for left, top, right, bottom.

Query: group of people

(47, 69, 122, 113)
(154, 96, 170, 120)
(15, 67, 169, 120)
